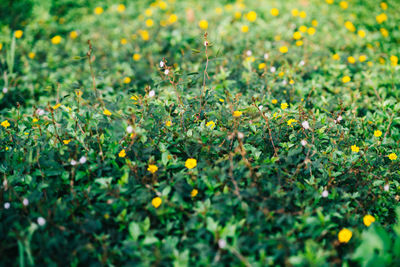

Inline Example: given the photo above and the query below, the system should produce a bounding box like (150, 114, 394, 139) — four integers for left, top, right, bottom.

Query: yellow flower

(363, 215, 375, 227)
(75, 90, 83, 97)
(287, 119, 297, 127)
(344, 21, 355, 32)
(0, 43, 2, 50)
(299, 25, 307, 33)
(159, 1, 167, 10)
(380, 2, 388, 10)
(312, 20, 318, 27)
(219, 98, 225, 103)
(374, 130, 382, 137)
(390, 55, 398, 66)
(120, 38, 128, 45)
(199, 20, 208, 30)
(380, 28, 389, 37)
(326, 0, 334, 4)
(191, 189, 198, 198)
(342, 76, 351, 83)
(358, 30, 366, 38)
(28, 52, 35, 59)
(206, 121, 215, 129)
(258, 63, 266, 69)
(376, 13, 387, 24)
(246, 11, 257, 22)
(14, 30, 23, 39)
(281, 103, 288, 109)
(53, 103, 61, 110)
(359, 55, 367, 62)
(338, 228, 352, 243)
(62, 139, 71, 145)
(270, 8, 279, 16)
(168, 14, 178, 24)
(388, 153, 397, 161)
(272, 99, 278, 104)
(293, 31, 301, 40)
(233, 111, 242, 117)
(296, 40, 303, 46)
(340, 1, 348, 9)
(123, 77, 131, 84)
(145, 8, 152, 16)
(148, 164, 158, 173)
(130, 95, 138, 101)
(291, 9, 299, 16)
(165, 120, 172, 127)
(279, 46, 288, 54)
(241, 25, 249, 33)
(299, 11, 307, 18)
(103, 109, 112, 116)
(234, 11, 241, 19)
(51, 35, 62, 45)
(351, 145, 359, 153)
(70, 31, 78, 39)
(139, 30, 150, 41)
(94, 7, 104, 15)
(1, 120, 10, 128)
(185, 158, 197, 169)
(117, 4, 126, 13)
(32, 118, 38, 123)
(133, 54, 141, 61)
(151, 197, 162, 208)
(348, 56, 356, 64)
(307, 27, 316, 35)
(146, 19, 154, 27)
(215, 7, 223, 14)
(118, 149, 126, 158)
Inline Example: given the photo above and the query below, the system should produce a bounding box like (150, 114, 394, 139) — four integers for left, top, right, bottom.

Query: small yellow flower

(358, 30, 366, 38)
(272, 99, 278, 104)
(1, 120, 10, 128)
(51, 35, 62, 45)
(165, 120, 172, 127)
(344, 21, 355, 32)
(234, 11, 241, 19)
(148, 164, 158, 173)
(359, 55, 367, 62)
(351, 145, 359, 153)
(168, 14, 178, 24)
(130, 95, 138, 101)
(270, 8, 279, 16)
(374, 130, 382, 137)
(32, 118, 38, 123)
(390, 55, 398, 66)
(340, 1, 348, 9)
(233, 111, 242, 117)
(139, 30, 150, 41)
(63, 139, 71, 145)
(258, 63, 266, 69)
(185, 158, 197, 169)
(296, 40, 303, 46)
(145, 19, 154, 27)
(388, 153, 397, 161)
(28, 52, 35, 59)
(14, 30, 23, 39)
(94, 7, 104, 15)
(117, 4, 126, 13)
(76, 90, 83, 97)
(53, 103, 61, 110)
(380, 28, 389, 37)
(206, 121, 215, 129)
(215, 7, 223, 14)
(380, 2, 388, 10)
(246, 11, 257, 22)
(342, 76, 351, 83)
(363, 215, 375, 227)
(326, 0, 334, 4)
(199, 19, 208, 30)
(241, 25, 249, 33)
(145, 8, 152, 16)
(159, 1, 167, 10)
(291, 9, 299, 16)
(281, 103, 288, 109)
(307, 27, 316, 35)
(376, 13, 387, 24)
(70, 31, 78, 39)
(312, 20, 318, 27)
(191, 189, 198, 198)
(103, 109, 112, 116)
(348, 56, 356, 64)
(119, 149, 126, 158)
(287, 119, 297, 127)
(219, 98, 225, 103)
(279, 46, 288, 54)
(0, 43, 2, 51)
(120, 38, 128, 45)
(338, 228, 352, 243)
(293, 31, 301, 40)
(151, 197, 162, 208)
(133, 53, 141, 61)
(123, 77, 131, 84)
(299, 25, 307, 33)
(299, 11, 307, 18)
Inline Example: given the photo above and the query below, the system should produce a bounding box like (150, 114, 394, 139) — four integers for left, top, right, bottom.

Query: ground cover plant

(1, 0, 400, 266)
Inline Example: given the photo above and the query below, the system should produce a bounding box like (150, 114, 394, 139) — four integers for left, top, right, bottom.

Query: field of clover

(1, 0, 400, 266)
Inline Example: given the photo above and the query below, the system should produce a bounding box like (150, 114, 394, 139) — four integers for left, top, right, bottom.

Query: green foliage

(0, 0, 400, 265)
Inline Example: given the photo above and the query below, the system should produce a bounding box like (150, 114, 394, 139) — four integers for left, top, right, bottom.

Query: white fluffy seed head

(23, 198, 29, 206)
(37, 217, 46, 226)
(4, 202, 10, 209)
(79, 156, 87, 164)
(149, 90, 155, 97)
(301, 140, 307, 146)
(302, 121, 310, 130)
(322, 190, 329, 198)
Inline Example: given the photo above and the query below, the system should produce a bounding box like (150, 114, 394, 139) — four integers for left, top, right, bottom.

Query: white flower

(264, 53, 269, 60)
(159, 61, 165, 68)
(79, 156, 87, 164)
(126, 126, 133, 133)
(4, 202, 10, 209)
(149, 90, 155, 97)
(37, 217, 46, 226)
(23, 198, 29, 206)
(70, 159, 77, 166)
(301, 140, 307, 146)
(237, 132, 244, 139)
(36, 109, 45, 116)
(282, 80, 287, 85)
(246, 50, 252, 56)
(2, 87, 8, 93)
(335, 115, 343, 124)
(384, 184, 389, 191)
(218, 239, 227, 249)
(299, 60, 305, 66)
(258, 105, 263, 111)
(302, 121, 310, 130)
(322, 190, 329, 198)
(164, 69, 169, 75)
(270, 66, 276, 73)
